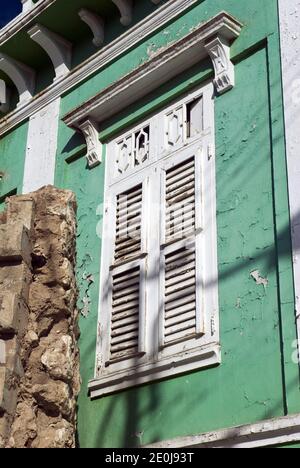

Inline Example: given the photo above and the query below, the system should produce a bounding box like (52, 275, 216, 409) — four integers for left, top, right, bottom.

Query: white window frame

(91, 82, 220, 398)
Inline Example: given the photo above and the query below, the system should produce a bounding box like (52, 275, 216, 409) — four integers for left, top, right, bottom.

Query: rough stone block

(0, 264, 31, 299)
(5, 337, 24, 377)
(0, 367, 18, 415)
(0, 223, 31, 266)
(7, 198, 35, 231)
(0, 414, 10, 448)
(0, 293, 28, 334)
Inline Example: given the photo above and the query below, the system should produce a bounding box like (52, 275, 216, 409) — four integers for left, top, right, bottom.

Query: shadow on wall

(77, 50, 300, 447)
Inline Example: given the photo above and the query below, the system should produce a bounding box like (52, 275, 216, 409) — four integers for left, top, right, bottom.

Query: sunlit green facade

(1, 0, 300, 448)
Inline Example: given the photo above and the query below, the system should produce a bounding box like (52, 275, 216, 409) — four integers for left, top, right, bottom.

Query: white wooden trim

(278, 1, 300, 346)
(0, 0, 204, 137)
(0, 1, 56, 46)
(89, 343, 220, 398)
(92, 83, 219, 398)
(21, 0, 34, 13)
(144, 413, 300, 448)
(63, 12, 242, 129)
(22, 97, 60, 194)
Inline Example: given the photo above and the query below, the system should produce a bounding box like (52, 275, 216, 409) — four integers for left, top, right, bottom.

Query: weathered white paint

(0, 79, 9, 113)
(90, 83, 220, 399)
(112, 0, 133, 26)
(21, 0, 34, 13)
(78, 9, 105, 48)
(63, 12, 242, 129)
(28, 24, 72, 80)
(145, 413, 300, 448)
(0, 53, 35, 105)
(22, 98, 60, 194)
(0, 0, 206, 137)
(278, 1, 300, 340)
(78, 118, 102, 168)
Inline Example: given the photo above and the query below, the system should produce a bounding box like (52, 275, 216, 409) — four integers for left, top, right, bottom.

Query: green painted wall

(0, 121, 28, 210)
(53, 0, 299, 447)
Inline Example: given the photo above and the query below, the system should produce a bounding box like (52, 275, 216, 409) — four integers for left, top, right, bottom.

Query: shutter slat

(110, 245, 140, 359)
(113, 283, 140, 299)
(114, 184, 142, 263)
(111, 329, 139, 344)
(165, 301, 196, 319)
(165, 294, 196, 312)
(166, 183, 195, 203)
(165, 285, 195, 303)
(112, 298, 139, 313)
(166, 166, 194, 186)
(165, 158, 195, 242)
(166, 160, 194, 180)
(163, 157, 198, 346)
(165, 318, 196, 335)
(112, 309, 139, 322)
(166, 175, 195, 195)
(112, 313, 139, 329)
(113, 273, 139, 289)
(117, 200, 142, 217)
(166, 263, 195, 280)
(165, 248, 195, 265)
(164, 324, 196, 344)
(112, 291, 139, 307)
(165, 271, 195, 292)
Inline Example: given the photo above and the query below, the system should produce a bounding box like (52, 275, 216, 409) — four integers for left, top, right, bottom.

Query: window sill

(88, 342, 221, 399)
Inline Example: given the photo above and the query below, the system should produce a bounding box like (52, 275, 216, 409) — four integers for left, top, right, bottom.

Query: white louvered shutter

(95, 82, 219, 396)
(108, 183, 146, 364)
(161, 154, 203, 348)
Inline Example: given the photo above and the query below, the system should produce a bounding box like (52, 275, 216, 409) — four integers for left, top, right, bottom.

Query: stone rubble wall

(0, 186, 80, 448)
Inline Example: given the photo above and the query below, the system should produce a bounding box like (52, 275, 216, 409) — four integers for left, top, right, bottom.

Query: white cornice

(0, 0, 199, 137)
(0, 0, 56, 47)
(144, 414, 300, 448)
(63, 12, 242, 129)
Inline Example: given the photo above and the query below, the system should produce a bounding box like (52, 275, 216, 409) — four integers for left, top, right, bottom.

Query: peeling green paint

(53, 0, 300, 448)
(0, 120, 28, 210)
(1, 0, 298, 449)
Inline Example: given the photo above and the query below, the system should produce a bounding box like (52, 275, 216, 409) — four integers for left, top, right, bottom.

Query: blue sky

(0, 0, 22, 28)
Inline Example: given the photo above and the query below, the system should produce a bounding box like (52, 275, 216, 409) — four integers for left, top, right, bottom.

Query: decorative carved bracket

(205, 36, 235, 95)
(112, 0, 133, 26)
(0, 53, 35, 105)
(28, 24, 72, 80)
(78, 119, 102, 168)
(21, 0, 34, 13)
(0, 80, 10, 113)
(79, 9, 105, 48)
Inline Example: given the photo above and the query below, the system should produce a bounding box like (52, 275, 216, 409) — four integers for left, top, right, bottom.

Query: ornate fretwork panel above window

(115, 125, 150, 177)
